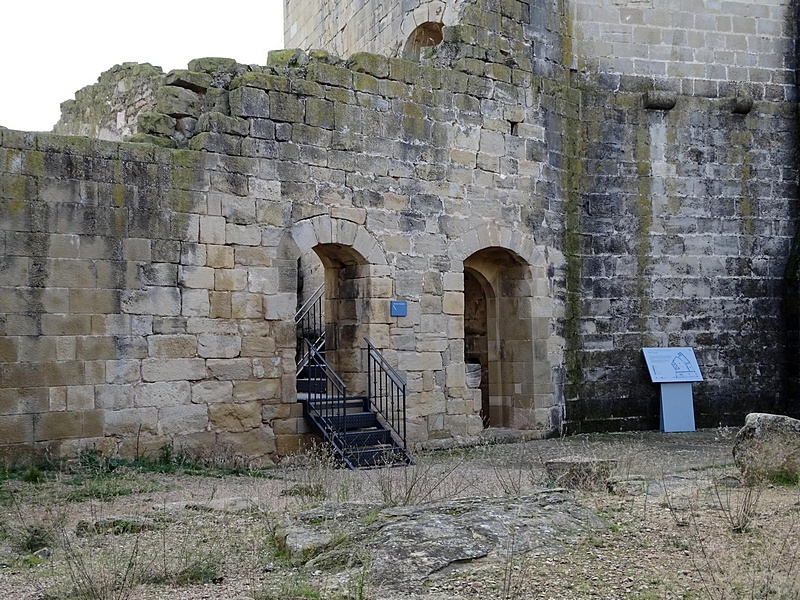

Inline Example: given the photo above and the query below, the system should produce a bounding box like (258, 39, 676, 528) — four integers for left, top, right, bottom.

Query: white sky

(0, 1, 285, 132)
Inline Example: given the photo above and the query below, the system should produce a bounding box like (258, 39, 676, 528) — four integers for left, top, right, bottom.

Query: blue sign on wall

(390, 300, 407, 317)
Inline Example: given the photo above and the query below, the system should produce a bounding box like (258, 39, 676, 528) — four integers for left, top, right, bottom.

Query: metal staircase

(294, 290, 412, 468)
(295, 284, 326, 395)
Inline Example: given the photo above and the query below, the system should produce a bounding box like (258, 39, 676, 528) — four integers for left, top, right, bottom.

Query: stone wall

(0, 129, 297, 460)
(786, 228, 800, 413)
(568, 0, 795, 101)
(53, 63, 165, 140)
(284, 0, 469, 58)
(555, 0, 799, 430)
(564, 86, 797, 431)
(0, 0, 564, 459)
(288, 0, 797, 103)
(0, 0, 797, 459)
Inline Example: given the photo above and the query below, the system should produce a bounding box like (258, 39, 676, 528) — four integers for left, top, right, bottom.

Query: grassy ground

(1, 430, 798, 600)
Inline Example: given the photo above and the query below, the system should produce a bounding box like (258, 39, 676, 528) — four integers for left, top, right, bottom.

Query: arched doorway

(464, 268, 490, 425)
(296, 243, 371, 391)
(290, 215, 390, 396)
(463, 247, 537, 429)
(402, 22, 444, 61)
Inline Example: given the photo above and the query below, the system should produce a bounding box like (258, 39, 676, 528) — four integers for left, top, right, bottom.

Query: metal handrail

(302, 339, 350, 442)
(294, 283, 325, 323)
(364, 338, 408, 448)
(296, 332, 325, 376)
(295, 283, 325, 375)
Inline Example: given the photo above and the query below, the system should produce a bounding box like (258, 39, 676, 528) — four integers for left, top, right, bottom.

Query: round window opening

(403, 22, 444, 61)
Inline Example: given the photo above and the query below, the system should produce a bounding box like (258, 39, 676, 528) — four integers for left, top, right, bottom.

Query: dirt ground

(1, 428, 799, 600)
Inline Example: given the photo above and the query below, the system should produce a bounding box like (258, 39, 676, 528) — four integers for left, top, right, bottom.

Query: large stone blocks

(0, 0, 795, 462)
(208, 401, 261, 432)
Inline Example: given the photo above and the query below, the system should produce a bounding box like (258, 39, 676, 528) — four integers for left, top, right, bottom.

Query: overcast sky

(0, 1, 285, 132)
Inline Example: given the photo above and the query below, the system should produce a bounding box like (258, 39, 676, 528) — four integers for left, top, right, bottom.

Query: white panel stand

(659, 382, 696, 432)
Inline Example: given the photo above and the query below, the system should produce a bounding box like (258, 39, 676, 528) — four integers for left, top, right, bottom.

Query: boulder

(733, 413, 800, 483)
(544, 457, 617, 490)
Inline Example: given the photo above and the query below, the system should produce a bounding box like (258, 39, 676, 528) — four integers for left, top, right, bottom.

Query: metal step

(303, 395, 369, 412)
(340, 429, 393, 447)
(294, 333, 411, 469)
(296, 378, 327, 394)
(343, 446, 412, 468)
(324, 411, 379, 431)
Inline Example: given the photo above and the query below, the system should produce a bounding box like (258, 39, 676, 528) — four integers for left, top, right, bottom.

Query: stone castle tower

(0, 0, 798, 460)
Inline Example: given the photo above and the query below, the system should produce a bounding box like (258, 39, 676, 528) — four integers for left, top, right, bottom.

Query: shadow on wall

(784, 229, 800, 414)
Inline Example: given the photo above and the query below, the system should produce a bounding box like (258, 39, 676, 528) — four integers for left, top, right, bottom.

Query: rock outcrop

(276, 490, 606, 591)
(733, 413, 800, 483)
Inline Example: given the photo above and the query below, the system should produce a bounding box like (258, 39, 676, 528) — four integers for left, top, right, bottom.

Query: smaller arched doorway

(464, 268, 491, 425)
(403, 21, 444, 60)
(290, 215, 390, 396)
(463, 247, 537, 429)
(296, 243, 371, 391)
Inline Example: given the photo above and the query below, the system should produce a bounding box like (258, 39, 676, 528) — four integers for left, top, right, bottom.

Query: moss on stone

(562, 82, 585, 401)
(111, 206, 127, 237)
(389, 58, 421, 84)
(112, 183, 126, 208)
(305, 98, 335, 129)
(165, 188, 195, 213)
(119, 141, 155, 163)
(138, 112, 177, 137)
(442, 24, 477, 45)
(353, 72, 379, 95)
(346, 53, 389, 79)
(634, 113, 653, 339)
(268, 49, 309, 70)
(419, 66, 442, 90)
(307, 63, 353, 88)
(37, 134, 92, 156)
(486, 63, 512, 83)
(197, 112, 250, 137)
(380, 80, 410, 100)
(230, 72, 291, 93)
(291, 79, 325, 98)
(170, 165, 207, 192)
(307, 50, 339, 64)
(730, 127, 754, 236)
(189, 132, 242, 155)
(171, 149, 205, 171)
(126, 133, 177, 148)
(187, 57, 237, 74)
(165, 70, 213, 93)
(154, 86, 202, 119)
(23, 151, 45, 177)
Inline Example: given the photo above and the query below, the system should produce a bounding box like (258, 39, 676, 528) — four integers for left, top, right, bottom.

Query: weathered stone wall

(564, 86, 798, 431)
(568, 0, 795, 101)
(552, 0, 799, 430)
(0, 129, 297, 460)
(786, 226, 800, 413)
(284, 0, 469, 58)
(0, 0, 565, 459)
(53, 63, 165, 140)
(0, 0, 798, 459)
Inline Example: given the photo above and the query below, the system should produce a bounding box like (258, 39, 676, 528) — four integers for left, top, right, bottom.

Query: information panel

(642, 347, 703, 383)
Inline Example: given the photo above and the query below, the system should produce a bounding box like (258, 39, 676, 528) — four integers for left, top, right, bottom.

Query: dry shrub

(365, 450, 475, 506)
